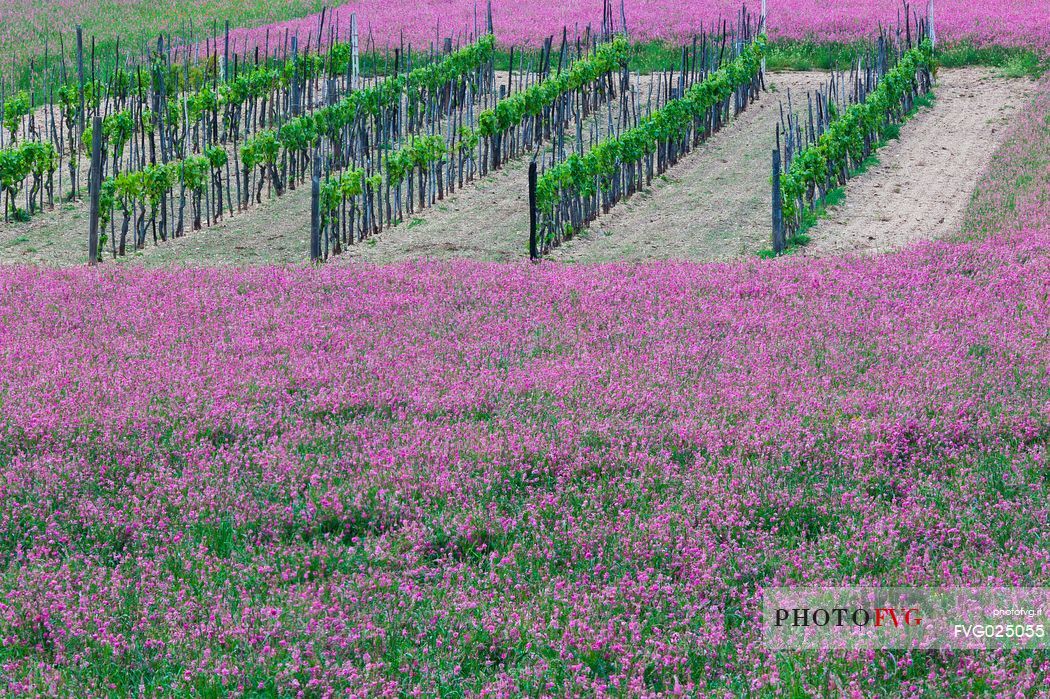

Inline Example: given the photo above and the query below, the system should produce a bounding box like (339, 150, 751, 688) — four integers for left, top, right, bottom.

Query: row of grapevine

(1, 6, 491, 228)
(530, 14, 765, 257)
(1, 22, 374, 201)
(311, 26, 630, 260)
(771, 15, 935, 252)
(475, 36, 630, 170)
(82, 31, 499, 259)
(241, 34, 497, 203)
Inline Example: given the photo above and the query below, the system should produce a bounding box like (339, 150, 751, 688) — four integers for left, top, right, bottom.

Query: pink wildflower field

(0, 61, 1046, 697)
(219, 0, 1050, 55)
(1, 0, 1048, 72)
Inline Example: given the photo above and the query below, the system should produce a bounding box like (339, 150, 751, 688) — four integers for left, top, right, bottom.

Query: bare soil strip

(801, 68, 1034, 257)
(0, 68, 1032, 267)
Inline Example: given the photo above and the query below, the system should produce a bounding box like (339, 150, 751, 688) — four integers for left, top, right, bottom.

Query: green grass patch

(854, 153, 881, 175)
(911, 91, 937, 112)
(937, 43, 1048, 77)
(763, 40, 1047, 77)
(499, 39, 1049, 77)
(822, 187, 846, 208)
(757, 232, 810, 259)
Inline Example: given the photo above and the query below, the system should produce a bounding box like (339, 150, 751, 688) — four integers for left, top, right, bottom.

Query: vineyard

(0, 0, 1048, 696)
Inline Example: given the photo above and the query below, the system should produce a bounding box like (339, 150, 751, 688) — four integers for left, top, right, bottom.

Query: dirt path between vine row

(800, 68, 1034, 257)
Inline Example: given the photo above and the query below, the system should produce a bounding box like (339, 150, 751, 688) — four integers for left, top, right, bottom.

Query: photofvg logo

(774, 606, 922, 629)
(762, 587, 1049, 650)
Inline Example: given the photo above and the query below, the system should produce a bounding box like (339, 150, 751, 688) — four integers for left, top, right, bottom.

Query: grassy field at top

(0, 0, 328, 79)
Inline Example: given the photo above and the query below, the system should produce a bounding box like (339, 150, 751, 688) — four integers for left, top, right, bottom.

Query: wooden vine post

(528, 160, 538, 261)
(290, 36, 300, 117)
(76, 27, 86, 142)
(310, 151, 321, 262)
(87, 115, 103, 265)
(350, 14, 360, 90)
(928, 0, 936, 47)
(761, 0, 767, 73)
(771, 149, 784, 254)
(224, 21, 231, 81)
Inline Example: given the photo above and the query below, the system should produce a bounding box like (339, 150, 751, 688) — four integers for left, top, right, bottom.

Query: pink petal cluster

(0, 81, 1047, 695)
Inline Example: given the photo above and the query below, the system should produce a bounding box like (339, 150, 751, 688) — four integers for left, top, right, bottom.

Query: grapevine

(535, 36, 767, 219)
(778, 39, 935, 225)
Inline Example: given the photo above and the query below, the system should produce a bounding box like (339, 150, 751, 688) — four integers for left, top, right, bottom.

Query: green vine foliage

(103, 111, 135, 160)
(110, 68, 134, 101)
(166, 100, 184, 132)
(319, 168, 366, 221)
(240, 35, 495, 167)
(320, 133, 449, 223)
(100, 167, 159, 231)
(81, 125, 94, 154)
(385, 135, 448, 187)
(403, 35, 497, 111)
(319, 126, 458, 227)
(35, 35, 364, 150)
(477, 36, 630, 138)
(366, 34, 633, 202)
(144, 164, 177, 212)
(779, 39, 934, 223)
(98, 177, 118, 239)
(3, 91, 31, 142)
(98, 178, 117, 230)
(187, 86, 219, 123)
(21, 141, 57, 177)
(0, 140, 58, 213)
(205, 145, 228, 170)
(0, 149, 28, 201)
(96, 138, 236, 233)
(178, 155, 210, 193)
(240, 130, 281, 170)
(456, 125, 480, 154)
(82, 82, 103, 111)
(57, 85, 80, 126)
(0, 36, 362, 164)
(535, 36, 767, 217)
(99, 164, 168, 230)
